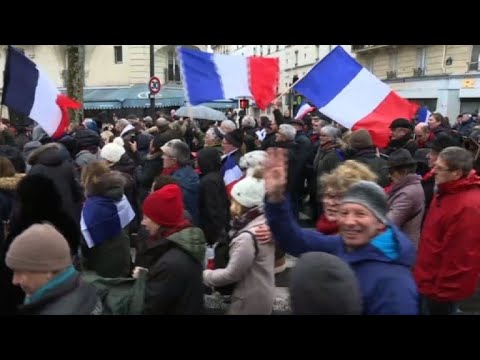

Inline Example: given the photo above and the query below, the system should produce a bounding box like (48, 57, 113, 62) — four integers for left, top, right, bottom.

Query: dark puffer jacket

(19, 271, 102, 315)
(27, 143, 83, 223)
(197, 148, 230, 245)
(141, 227, 206, 315)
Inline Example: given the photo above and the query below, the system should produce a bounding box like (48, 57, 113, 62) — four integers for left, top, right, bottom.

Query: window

(260, 45, 263, 56)
(114, 46, 123, 64)
(267, 45, 271, 54)
(295, 50, 299, 66)
(304, 53, 307, 59)
(416, 47, 427, 70)
(389, 50, 398, 71)
(168, 49, 181, 82)
(469, 45, 480, 71)
(316, 45, 320, 60)
(253, 47, 257, 56)
(366, 57, 374, 73)
(276, 45, 280, 51)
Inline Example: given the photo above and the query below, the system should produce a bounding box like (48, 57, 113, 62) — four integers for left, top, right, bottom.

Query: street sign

(149, 76, 161, 94)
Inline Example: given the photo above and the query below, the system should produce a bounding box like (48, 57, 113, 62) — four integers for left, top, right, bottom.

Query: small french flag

(295, 100, 315, 120)
(1, 46, 81, 139)
(177, 47, 279, 110)
(81, 195, 135, 248)
(417, 106, 432, 123)
(221, 153, 244, 196)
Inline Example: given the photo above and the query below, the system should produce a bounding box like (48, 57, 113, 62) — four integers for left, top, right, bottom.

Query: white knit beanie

(231, 176, 265, 208)
(239, 150, 268, 177)
(100, 137, 125, 163)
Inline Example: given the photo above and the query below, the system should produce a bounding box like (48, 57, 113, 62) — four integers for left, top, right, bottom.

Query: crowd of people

(0, 103, 479, 315)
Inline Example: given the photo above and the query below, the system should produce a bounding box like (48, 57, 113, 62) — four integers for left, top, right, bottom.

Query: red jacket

(413, 172, 480, 301)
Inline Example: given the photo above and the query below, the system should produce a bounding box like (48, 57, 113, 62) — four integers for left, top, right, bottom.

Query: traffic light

(239, 98, 249, 109)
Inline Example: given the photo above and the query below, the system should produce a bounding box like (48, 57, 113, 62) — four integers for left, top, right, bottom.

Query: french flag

(221, 153, 244, 196)
(177, 47, 279, 110)
(80, 195, 135, 248)
(293, 46, 419, 148)
(417, 106, 432, 123)
(295, 99, 315, 120)
(1, 46, 81, 139)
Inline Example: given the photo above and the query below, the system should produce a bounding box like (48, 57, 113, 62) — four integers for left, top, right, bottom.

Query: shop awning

(83, 84, 186, 109)
(84, 101, 123, 110)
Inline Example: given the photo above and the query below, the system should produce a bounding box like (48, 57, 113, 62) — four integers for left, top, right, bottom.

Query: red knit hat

(143, 184, 184, 226)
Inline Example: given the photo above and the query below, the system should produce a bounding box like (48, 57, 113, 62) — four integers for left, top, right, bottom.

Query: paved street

(204, 254, 296, 315)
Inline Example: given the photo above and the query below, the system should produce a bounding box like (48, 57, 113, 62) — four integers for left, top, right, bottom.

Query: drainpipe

(442, 45, 447, 73)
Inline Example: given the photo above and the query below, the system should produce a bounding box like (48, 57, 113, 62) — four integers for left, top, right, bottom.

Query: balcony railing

(413, 67, 425, 77)
(468, 62, 479, 71)
(386, 70, 397, 80)
(352, 45, 389, 52)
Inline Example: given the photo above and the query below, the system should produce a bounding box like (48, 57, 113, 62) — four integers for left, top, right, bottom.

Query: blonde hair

(320, 160, 377, 196)
(80, 160, 111, 188)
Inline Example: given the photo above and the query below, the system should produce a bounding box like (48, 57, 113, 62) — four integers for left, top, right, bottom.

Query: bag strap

(236, 230, 259, 257)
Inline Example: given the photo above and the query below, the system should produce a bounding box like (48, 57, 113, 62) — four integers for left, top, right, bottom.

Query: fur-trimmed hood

(86, 171, 126, 201)
(28, 143, 70, 166)
(0, 173, 25, 191)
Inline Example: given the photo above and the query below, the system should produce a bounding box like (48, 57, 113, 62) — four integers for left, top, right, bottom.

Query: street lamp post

(149, 45, 155, 117)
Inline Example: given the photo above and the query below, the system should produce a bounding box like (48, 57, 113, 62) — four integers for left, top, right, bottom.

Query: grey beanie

(290, 252, 362, 315)
(340, 180, 389, 224)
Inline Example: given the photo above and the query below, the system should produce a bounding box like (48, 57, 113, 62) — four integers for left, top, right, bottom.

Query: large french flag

(2, 46, 81, 138)
(293, 46, 419, 148)
(177, 47, 279, 110)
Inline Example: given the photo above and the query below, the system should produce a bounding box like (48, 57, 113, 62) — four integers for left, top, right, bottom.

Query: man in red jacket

(414, 146, 480, 315)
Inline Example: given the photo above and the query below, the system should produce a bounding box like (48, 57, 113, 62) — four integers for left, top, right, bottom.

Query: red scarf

(422, 170, 435, 182)
(150, 219, 193, 241)
(384, 182, 394, 194)
(315, 214, 339, 235)
(161, 164, 181, 176)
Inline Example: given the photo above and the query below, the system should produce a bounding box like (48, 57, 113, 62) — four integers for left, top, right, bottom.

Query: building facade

(0, 45, 208, 116)
(211, 45, 352, 117)
(353, 45, 480, 121)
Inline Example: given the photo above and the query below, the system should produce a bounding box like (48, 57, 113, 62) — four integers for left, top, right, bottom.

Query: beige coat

(387, 173, 425, 248)
(203, 214, 275, 315)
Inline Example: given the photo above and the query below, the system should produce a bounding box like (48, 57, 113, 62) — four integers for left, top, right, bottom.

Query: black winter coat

(27, 143, 83, 223)
(197, 148, 230, 245)
(141, 228, 206, 315)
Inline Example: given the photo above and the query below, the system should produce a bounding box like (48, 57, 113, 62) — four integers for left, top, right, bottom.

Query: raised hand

(264, 147, 288, 203)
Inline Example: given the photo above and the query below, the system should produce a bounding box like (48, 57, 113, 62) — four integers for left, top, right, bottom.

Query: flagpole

(273, 46, 339, 104)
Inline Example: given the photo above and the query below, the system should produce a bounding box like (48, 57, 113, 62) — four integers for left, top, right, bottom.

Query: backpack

(81, 269, 147, 315)
(213, 230, 258, 296)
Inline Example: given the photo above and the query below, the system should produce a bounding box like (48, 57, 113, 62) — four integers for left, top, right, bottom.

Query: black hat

(390, 118, 413, 131)
(431, 134, 460, 153)
(413, 148, 431, 165)
(75, 129, 100, 148)
(290, 252, 362, 315)
(224, 129, 243, 148)
(387, 149, 417, 169)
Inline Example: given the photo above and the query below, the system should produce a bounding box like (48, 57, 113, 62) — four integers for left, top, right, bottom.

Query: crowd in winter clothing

(1, 106, 480, 315)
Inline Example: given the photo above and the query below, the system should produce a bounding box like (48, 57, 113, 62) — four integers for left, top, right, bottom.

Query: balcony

(386, 70, 397, 80)
(468, 62, 479, 72)
(412, 67, 425, 77)
(352, 45, 390, 53)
